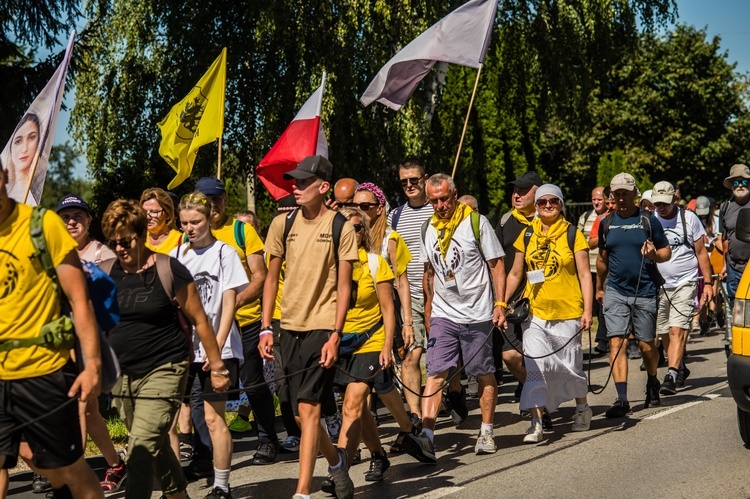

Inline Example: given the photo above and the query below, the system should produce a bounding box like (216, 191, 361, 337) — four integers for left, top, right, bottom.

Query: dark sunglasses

(105, 235, 138, 249)
(352, 223, 364, 233)
(733, 179, 749, 188)
(400, 177, 422, 187)
(345, 202, 377, 211)
(535, 198, 561, 207)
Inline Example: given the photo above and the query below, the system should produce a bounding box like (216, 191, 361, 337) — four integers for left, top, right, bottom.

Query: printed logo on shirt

(428, 239, 467, 278)
(0, 250, 25, 303)
(664, 228, 687, 249)
(316, 233, 333, 244)
(194, 271, 219, 306)
(611, 223, 643, 231)
(528, 245, 563, 282)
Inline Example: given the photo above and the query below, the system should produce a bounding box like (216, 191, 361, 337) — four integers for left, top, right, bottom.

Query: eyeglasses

(654, 202, 670, 208)
(352, 224, 364, 233)
(146, 209, 165, 218)
(535, 198, 561, 207)
(733, 179, 749, 188)
(400, 177, 422, 187)
(105, 235, 138, 249)
(345, 202, 378, 211)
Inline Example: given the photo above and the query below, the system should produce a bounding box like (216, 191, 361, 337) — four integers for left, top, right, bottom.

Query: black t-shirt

(496, 212, 533, 303)
(108, 258, 193, 375)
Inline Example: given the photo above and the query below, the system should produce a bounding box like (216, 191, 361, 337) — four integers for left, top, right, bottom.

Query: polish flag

(257, 74, 328, 200)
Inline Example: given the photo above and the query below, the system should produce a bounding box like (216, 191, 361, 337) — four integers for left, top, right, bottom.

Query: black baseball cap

(195, 177, 226, 196)
(283, 155, 333, 182)
(56, 194, 90, 214)
(509, 171, 543, 189)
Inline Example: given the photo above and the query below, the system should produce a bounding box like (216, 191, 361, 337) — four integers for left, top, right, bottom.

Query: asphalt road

(8, 327, 746, 498)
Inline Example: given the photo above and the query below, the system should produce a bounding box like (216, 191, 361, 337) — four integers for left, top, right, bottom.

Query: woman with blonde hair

(140, 187, 182, 254)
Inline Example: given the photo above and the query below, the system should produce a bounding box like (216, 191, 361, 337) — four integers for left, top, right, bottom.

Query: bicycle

(699, 274, 733, 357)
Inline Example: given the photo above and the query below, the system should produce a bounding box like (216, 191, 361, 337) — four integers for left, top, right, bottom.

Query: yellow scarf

(511, 208, 535, 226)
(530, 215, 569, 249)
(432, 202, 473, 259)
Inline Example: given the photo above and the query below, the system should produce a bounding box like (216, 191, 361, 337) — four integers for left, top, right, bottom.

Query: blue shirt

(598, 209, 669, 297)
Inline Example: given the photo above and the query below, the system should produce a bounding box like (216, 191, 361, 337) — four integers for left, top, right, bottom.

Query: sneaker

(571, 407, 593, 432)
(542, 410, 553, 430)
(594, 341, 609, 355)
(227, 414, 253, 433)
(627, 341, 642, 359)
(660, 372, 677, 395)
(100, 459, 127, 495)
(352, 448, 362, 465)
(519, 409, 531, 419)
(447, 388, 468, 425)
(364, 451, 390, 481)
(320, 476, 335, 495)
(604, 399, 631, 418)
(33, 473, 52, 494)
(326, 412, 342, 441)
(474, 428, 497, 454)
(523, 423, 543, 443)
(184, 458, 214, 479)
(402, 432, 437, 464)
(279, 435, 300, 453)
(203, 486, 231, 498)
(251, 441, 278, 465)
(467, 376, 479, 398)
(44, 487, 73, 499)
(699, 320, 710, 336)
(644, 380, 661, 408)
(328, 448, 354, 499)
(676, 365, 690, 387)
(409, 412, 423, 435)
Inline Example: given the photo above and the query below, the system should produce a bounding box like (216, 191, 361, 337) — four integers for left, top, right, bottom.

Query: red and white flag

(257, 74, 328, 200)
(360, 0, 497, 111)
(2, 30, 75, 204)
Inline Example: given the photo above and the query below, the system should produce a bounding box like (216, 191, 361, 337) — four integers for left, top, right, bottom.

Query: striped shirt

(388, 201, 434, 297)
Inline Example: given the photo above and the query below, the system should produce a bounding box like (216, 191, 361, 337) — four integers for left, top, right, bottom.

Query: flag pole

(451, 63, 483, 179)
(21, 152, 42, 204)
(217, 136, 223, 180)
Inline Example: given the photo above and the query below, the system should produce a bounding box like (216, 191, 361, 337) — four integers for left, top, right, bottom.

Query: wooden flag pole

(21, 151, 42, 204)
(217, 136, 223, 180)
(451, 63, 483, 179)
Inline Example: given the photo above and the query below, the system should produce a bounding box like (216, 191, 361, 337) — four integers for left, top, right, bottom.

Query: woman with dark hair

(7, 112, 41, 202)
(140, 187, 182, 254)
(101, 199, 229, 499)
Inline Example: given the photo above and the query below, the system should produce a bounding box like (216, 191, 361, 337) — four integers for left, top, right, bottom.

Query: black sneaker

(644, 380, 661, 408)
(447, 388, 468, 425)
(676, 365, 690, 387)
(541, 410, 553, 430)
(251, 441, 278, 465)
(33, 473, 52, 494)
(409, 412, 423, 435)
(605, 399, 631, 418)
(204, 486, 231, 498)
(328, 448, 354, 499)
(320, 476, 334, 495)
(594, 341, 609, 355)
(627, 342, 642, 359)
(184, 458, 214, 479)
(364, 451, 390, 482)
(402, 433, 437, 464)
(660, 372, 677, 395)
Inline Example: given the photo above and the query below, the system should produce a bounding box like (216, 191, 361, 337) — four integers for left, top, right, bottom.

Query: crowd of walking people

(0, 154, 744, 498)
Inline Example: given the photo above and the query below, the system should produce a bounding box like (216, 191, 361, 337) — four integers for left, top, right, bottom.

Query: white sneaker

(523, 423, 543, 443)
(571, 407, 593, 432)
(474, 428, 497, 454)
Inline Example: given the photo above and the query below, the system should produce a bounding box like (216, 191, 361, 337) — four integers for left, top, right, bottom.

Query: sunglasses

(352, 223, 364, 233)
(733, 179, 749, 188)
(345, 202, 378, 211)
(105, 235, 138, 249)
(535, 198, 561, 207)
(146, 209, 165, 218)
(400, 177, 422, 187)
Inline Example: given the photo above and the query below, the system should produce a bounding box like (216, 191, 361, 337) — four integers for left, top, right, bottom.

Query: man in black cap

(260, 156, 358, 499)
(494, 171, 543, 419)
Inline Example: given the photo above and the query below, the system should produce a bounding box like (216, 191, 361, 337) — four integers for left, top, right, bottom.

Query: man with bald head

(578, 186, 608, 353)
(458, 195, 479, 212)
(332, 178, 359, 208)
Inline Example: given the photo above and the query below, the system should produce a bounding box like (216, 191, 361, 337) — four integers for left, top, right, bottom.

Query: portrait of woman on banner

(2, 104, 53, 205)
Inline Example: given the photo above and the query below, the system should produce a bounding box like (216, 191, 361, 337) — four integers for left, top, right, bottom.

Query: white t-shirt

(655, 208, 706, 288)
(170, 241, 249, 361)
(420, 214, 504, 323)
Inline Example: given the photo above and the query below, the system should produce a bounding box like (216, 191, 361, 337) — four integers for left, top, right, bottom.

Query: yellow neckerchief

(512, 208, 535, 226)
(531, 215, 569, 252)
(431, 202, 473, 260)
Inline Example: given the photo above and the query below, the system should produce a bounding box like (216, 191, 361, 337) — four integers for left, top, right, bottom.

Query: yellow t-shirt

(212, 217, 265, 327)
(513, 219, 588, 321)
(345, 248, 395, 354)
(387, 230, 412, 277)
(0, 205, 78, 379)
(265, 209, 358, 331)
(146, 228, 182, 255)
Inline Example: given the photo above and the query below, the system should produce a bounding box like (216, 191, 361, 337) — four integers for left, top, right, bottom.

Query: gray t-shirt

(720, 198, 750, 270)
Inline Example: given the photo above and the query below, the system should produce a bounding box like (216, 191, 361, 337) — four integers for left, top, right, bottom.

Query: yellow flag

(158, 48, 226, 189)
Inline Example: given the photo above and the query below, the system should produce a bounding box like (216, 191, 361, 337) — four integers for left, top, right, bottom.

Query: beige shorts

(657, 281, 698, 334)
(406, 294, 428, 351)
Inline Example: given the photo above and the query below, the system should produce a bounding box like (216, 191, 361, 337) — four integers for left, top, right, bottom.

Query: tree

(39, 141, 92, 210)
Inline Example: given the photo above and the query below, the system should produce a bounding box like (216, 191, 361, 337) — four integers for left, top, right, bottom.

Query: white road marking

(411, 486, 464, 499)
(643, 393, 721, 420)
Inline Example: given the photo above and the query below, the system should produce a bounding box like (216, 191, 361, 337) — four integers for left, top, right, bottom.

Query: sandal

(390, 431, 410, 454)
(179, 440, 195, 462)
(100, 460, 127, 495)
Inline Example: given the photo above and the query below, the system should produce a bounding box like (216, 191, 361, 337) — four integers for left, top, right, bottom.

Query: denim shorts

(603, 290, 658, 342)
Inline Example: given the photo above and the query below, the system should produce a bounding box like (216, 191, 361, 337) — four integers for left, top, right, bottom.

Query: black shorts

(494, 323, 523, 353)
(334, 352, 390, 388)
(279, 328, 335, 415)
(186, 358, 240, 403)
(0, 362, 83, 469)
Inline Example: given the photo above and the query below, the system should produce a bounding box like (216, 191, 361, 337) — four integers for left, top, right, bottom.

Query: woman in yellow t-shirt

(505, 184, 594, 444)
(140, 187, 182, 254)
(333, 206, 396, 479)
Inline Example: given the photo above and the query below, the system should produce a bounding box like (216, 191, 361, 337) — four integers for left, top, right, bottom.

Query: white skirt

(519, 315, 588, 412)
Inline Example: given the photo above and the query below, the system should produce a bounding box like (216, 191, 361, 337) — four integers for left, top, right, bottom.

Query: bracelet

(494, 301, 507, 308)
(403, 323, 413, 327)
(260, 325, 273, 334)
(705, 280, 714, 285)
(332, 328, 343, 337)
(259, 330, 273, 338)
(211, 369, 230, 377)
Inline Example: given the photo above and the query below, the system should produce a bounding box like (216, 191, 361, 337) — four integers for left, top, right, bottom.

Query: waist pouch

(339, 320, 384, 356)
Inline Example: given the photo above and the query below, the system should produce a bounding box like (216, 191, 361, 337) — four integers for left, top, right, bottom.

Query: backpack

(390, 204, 406, 231)
(521, 223, 579, 255)
(281, 208, 347, 260)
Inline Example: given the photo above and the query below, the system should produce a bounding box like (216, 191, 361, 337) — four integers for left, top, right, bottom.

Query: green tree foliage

(39, 141, 92, 210)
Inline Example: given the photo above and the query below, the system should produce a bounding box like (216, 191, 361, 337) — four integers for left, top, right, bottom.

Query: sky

(43, 1, 750, 178)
